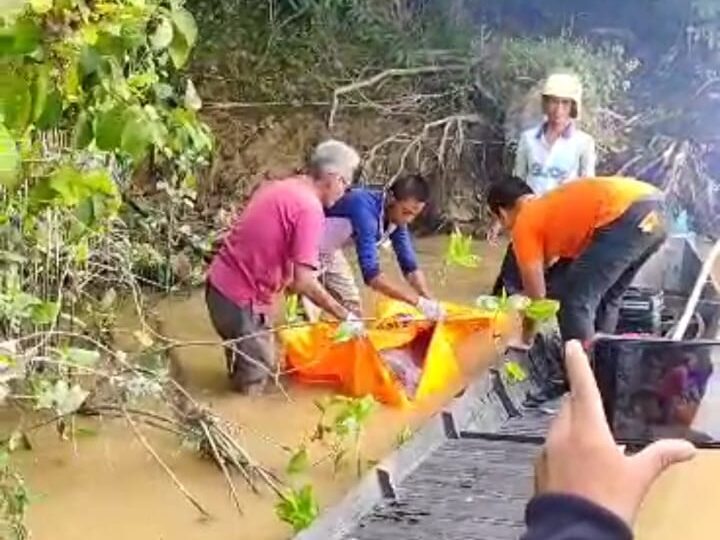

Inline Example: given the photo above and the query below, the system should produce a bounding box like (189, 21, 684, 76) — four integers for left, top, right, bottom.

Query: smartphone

(591, 336, 720, 449)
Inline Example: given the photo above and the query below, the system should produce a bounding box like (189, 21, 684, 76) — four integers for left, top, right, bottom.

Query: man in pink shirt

(206, 140, 365, 395)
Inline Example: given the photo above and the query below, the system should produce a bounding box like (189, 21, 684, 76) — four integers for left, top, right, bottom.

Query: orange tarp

(279, 300, 511, 407)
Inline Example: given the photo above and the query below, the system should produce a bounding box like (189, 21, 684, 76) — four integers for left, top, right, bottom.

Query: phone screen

(592, 337, 720, 446)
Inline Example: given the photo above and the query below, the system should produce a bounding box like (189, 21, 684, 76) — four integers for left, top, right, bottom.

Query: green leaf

(73, 111, 94, 149)
(35, 91, 62, 129)
(78, 46, 102, 81)
(30, 301, 59, 325)
(284, 293, 300, 323)
(524, 299, 560, 323)
(172, 7, 198, 48)
(121, 118, 154, 161)
(445, 229, 480, 268)
(94, 106, 126, 151)
(3, 18, 41, 56)
(0, 72, 32, 132)
(32, 64, 50, 122)
(0, 123, 20, 189)
(276, 485, 319, 532)
(169, 8, 197, 68)
(504, 361, 528, 384)
(65, 347, 101, 367)
(168, 35, 190, 69)
(47, 166, 82, 205)
(150, 17, 174, 50)
(286, 446, 309, 475)
(181, 173, 197, 190)
(332, 326, 352, 343)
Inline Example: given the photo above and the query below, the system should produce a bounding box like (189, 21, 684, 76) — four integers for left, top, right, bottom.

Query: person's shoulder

(276, 176, 323, 212)
(515, 197, 546, 230)
(572, 128, 596, 145)
(520, 125, 542, 142)
(331, 188, 379, 213)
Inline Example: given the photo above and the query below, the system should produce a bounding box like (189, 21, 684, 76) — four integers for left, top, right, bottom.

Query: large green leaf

(0, 18, 41, 56)
(94, 106, 127, 151)
(0, 73, 32, 132)
(73, 111, 94, 149)
(35, 91, 62, 129)
(48, 166, 82, 205)
(120, 109, 155, 161)
(0, 124, 20, 189)
(172, 8, 198, 48)
(30, 301, 59, 325)
(150, 16, 174, 50)
(168, 7, 197, 68)
(286, 446, 309, 475)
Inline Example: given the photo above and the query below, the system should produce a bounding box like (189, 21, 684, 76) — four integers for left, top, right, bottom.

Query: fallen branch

(328, 64, 469, 129)
(200, 420, 244, 515)
(122, 407, 211, 518)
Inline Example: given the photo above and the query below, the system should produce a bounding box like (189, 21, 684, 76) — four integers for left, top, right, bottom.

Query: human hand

(486, 220, 502, 246)
(334, 312, 366, 342)
(417, 297, 445, 321)
(534, 340, 697, 526)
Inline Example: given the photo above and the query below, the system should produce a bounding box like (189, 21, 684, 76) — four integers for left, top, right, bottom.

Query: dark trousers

(205, 283, 275, 392)
(492, 246, 571, 299)
(557, 199, 667, 342)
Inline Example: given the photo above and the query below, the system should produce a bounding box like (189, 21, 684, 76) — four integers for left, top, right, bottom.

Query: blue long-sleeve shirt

(522, 494, 633, 540)
(323, 189, 419, 283)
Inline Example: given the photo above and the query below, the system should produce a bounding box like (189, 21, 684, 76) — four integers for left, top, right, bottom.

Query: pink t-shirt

(208, 176, 324, 313)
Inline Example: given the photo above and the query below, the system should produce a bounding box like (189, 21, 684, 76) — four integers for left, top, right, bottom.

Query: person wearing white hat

(514, 73, 597, 194)
(491, 73, 597, 297)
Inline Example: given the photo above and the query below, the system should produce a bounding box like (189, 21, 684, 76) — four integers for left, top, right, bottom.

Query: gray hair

(309, 139, 360, 181)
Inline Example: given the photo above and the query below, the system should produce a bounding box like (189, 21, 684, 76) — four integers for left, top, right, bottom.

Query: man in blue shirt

(301, 174, 443, 321)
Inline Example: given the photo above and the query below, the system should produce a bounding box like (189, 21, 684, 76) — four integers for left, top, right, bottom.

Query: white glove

(417, 297, 445, 321)
(335, 313, 366, 342)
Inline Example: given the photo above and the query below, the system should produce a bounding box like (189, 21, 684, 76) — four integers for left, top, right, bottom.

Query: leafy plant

(275, 484, 319, 533)
(524, 299, 560, 323)
(311, 395, 375, 475)
(445, 229, 480, 268)
(284, 293, 301, 324)
(504, 361, 528, 384)
(475, 293, 560, 323)
(0, 450, 30, 540)
(286, 445, 309, 475)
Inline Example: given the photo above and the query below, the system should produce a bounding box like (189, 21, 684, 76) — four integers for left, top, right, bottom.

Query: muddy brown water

(12, 238, 719, 539)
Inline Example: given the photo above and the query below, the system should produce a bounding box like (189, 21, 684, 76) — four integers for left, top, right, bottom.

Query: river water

(13, 237, 720, 539)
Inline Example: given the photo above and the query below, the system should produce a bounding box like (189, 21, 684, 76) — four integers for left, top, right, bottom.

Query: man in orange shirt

(487, 176, 667, 344)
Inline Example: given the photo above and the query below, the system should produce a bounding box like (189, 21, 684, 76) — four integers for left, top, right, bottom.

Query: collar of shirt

(535, 121, 575, 142)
